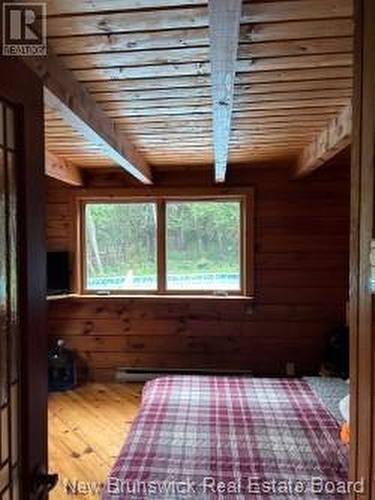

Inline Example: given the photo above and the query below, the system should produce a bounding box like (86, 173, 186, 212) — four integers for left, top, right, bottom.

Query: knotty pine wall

(47, 158, 350, 381)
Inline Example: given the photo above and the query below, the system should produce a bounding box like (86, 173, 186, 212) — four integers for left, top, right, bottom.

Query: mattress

(102, 376, 349, 499)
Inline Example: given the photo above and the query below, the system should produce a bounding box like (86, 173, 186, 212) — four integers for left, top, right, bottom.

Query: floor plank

(48, 383, 143, 499)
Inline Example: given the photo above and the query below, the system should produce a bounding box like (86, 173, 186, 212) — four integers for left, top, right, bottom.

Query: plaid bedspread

(103, 377, 349, 499)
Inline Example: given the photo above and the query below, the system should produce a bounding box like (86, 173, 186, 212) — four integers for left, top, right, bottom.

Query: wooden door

(0, 97, 21, 500)
(0, 57, 47, 499)
(350, 0, 375, 498)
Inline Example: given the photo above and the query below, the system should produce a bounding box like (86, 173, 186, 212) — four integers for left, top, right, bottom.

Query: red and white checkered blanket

(103, 377, 349, 499)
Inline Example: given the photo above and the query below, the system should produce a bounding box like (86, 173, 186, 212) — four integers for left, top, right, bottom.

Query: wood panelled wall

(47, 159, 350, 381)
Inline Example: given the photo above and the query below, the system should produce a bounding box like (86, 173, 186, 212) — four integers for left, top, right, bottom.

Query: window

(80, 192, 253, 296)
(166, 201, 241, 291)
(84, 202, 157, 291)
(371, 240, 375, 293)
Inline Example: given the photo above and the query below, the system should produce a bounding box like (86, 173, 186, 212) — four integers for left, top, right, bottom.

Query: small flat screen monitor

(47, 251, 70, 295)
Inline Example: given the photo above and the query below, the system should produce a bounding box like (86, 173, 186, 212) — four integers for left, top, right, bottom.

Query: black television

(47, 251, 70, 295)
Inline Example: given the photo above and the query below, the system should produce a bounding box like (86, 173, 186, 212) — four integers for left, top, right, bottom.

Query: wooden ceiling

(43, 0, 354, 179)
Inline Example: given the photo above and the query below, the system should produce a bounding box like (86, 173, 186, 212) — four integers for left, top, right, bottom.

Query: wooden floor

(48, 383, 143, 499)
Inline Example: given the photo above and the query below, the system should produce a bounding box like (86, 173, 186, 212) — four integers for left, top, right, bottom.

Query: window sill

(47, 293, 254, 302)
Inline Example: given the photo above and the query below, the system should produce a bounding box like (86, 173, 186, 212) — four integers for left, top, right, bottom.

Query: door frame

(0, 1, 374, 498)
(349, 0, 375, 498)
(0, 55, 47, 499)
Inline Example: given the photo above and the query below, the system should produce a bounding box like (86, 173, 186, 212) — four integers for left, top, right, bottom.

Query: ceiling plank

(22, 51, 152, 184)
(241, 18, 353, 43)
(295, 104, 352, 177)
(47, 0, 206, 15)
(208, 0, 242, 182)
(46, 0, 352, 37)
(100, 99, 347, 118)
(73, 53, 352, 81)
(50, 28, 209, 56)
(241, 0, 352, 24)
(84, 67, 352, 92)
(48, 19, 353, 56)
(46, 7, 208, 37)
(45, 150, 84, 186)
(92, 79, 353, 102)
(60, 37, 351, 70)
(97, 90, 351, 109)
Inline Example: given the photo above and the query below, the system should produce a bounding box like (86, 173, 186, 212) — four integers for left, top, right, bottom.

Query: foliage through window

(371, 240, 375, 293)
(166, 201, 241, 291)
(82, 195, 251, 295)
(85, 203, 157, 290)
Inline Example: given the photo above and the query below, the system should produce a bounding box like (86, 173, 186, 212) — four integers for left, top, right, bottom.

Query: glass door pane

(0, 102, 20, 500)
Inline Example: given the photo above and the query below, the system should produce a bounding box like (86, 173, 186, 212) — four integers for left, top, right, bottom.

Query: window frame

(77, 188, 254, 297)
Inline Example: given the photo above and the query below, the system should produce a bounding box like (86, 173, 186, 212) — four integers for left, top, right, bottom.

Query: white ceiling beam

(208, 0, 242, 182)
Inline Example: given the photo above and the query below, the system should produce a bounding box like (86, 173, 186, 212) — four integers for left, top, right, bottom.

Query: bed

(102, 376, 349, 499)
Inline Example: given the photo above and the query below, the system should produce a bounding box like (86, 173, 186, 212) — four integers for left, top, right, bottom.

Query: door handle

(31, 471, 59, 496)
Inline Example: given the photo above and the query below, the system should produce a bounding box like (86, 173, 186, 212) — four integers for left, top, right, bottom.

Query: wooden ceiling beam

(45, 150, 84, 186)
(295, 104, 352, 177)
(22, 51, 152, 184)
(209, 0, 242, 182)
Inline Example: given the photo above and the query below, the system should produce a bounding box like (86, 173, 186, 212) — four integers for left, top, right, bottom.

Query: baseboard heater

(116, 367, 253, 382)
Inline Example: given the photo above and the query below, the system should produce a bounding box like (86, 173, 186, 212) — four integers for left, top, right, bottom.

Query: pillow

(339, 394, 350, 422)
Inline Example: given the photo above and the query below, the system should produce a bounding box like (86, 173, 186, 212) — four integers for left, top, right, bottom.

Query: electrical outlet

(286, 362, 295, 377)
(245, 304, 254, 315)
